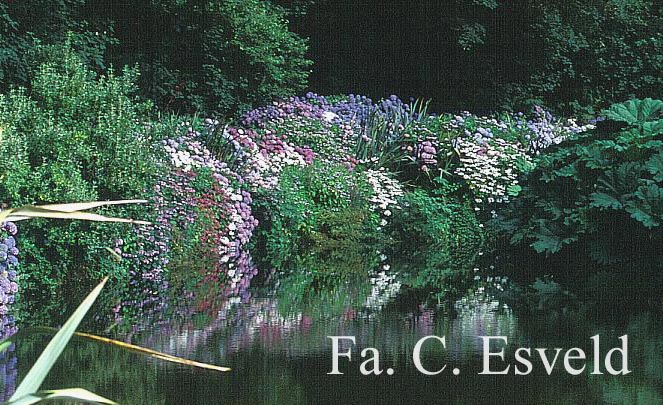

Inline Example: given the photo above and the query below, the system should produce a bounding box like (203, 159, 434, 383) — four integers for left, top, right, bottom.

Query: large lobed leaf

(604, 98, 663, 125)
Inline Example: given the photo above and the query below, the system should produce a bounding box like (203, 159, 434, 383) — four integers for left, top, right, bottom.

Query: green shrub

(0, 45, 166, 322)
(497, 98, 663, 279)
(254, 162, 383, 288)
(84, 0, 312, 116)
(1, 1, 310, 117)
(387, 190, 485, 297)
(448, 0, 663, 113)
(0, 2, 115, 90)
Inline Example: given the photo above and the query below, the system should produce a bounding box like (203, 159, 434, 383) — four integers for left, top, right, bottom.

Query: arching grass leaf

(28, 327, 231, 373)
(1, 206, 150, 224)
(9, 278, 108, 401)
(4, 388, 116, 405)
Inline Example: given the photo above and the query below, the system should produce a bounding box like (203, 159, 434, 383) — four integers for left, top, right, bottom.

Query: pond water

(1, 289, 662, 404)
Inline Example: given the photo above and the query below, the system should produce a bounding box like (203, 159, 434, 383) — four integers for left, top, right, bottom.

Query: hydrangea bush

(231, 93, 600, 302)
(0, 220, 18, 338)
(114, 124, 260, 319)
(0, 84, 601, 322)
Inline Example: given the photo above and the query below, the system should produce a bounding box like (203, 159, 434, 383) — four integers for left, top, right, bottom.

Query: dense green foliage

(293, 0, 663, 113)
(91, 0, 311, 116)
(0, 0, 311, 117)
(254, 163, 383, 288)
(0, 46, 165, 322)
(485, 0, 663, 113)
(497, 99, 663, 294)
(0, 1, 115, 87)
(387, 191, 485, 298)
(4, 1, 662, 115)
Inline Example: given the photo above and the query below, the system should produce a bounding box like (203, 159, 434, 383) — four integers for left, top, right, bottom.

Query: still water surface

(2, 293, 663, 404)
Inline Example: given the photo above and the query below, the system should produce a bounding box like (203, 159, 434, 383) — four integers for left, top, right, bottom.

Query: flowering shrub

(242, 95, 585, 215)
(454, 137, 533, 204)
(0, 47, 164, 322)
(242, 96, 328, 128)
(240, 93, 429, 170)
(0, 221, 18, 318)
(212, 125, 313, 191)
(394, 107, 594, 207)
(233, 93, 600, 300)
(364, 168, 405, 237)
(520, 106, 595, 154)
(115, 124, 259, 318)
(0, 221, 18, 341)
(254, 162, 382, 270)
(261, 115, 355, 169)
(171, 132, 255, 274)
(0, 81, 605, 320)
(242, 92, 396, 131)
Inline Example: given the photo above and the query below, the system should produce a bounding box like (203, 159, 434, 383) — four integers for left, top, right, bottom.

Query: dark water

(2, 291, 663, 405)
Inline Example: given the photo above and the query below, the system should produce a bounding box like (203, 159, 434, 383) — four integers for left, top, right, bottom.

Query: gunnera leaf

(603, 98, 663, 125)
(589, 192, 623, 210)
(646, 153, 663, 182)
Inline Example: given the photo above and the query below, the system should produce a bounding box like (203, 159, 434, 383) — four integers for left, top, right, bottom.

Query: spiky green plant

(0, 200, 229, 404)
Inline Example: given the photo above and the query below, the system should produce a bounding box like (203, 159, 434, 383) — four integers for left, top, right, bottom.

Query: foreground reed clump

(0, 201, 229, 404)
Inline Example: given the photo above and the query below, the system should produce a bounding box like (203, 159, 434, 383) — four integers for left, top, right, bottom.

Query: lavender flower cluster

(0, 219, 19, 390)
(261, 114, 356, 169)
(447, 107, 594, 154)
(212, 125, 313, 190)
(242, 92, 413, 133)
(401, 121, 440, 172)
(521, 106, 595, 153)
(241, 95, 328, 128)
(0, 221, 19, 322)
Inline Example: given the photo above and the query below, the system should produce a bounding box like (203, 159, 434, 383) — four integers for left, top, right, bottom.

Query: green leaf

(531, 224, 563, 254)
(9, 278, 108, 401)
(553, 163, 578, 178)
(32, 200, 147, 213)
(5, 388, 117, 405)
(625, 205, 660, 228)
(596, 162, 642, 196)
(506, 184, 522, 196)
(642, 120, 663, 136)
(589, 192, 623, 210)
(0, 340, 12, 353)
(1, 203, 150, 224)
(104, 247, 123, 263)
(603, 98, 663, 125)
(580, 145, 611, 169)
(646, 153, 663, 182)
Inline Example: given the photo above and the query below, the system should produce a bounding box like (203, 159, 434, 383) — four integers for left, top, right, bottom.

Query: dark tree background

(285, 0, 455, 110)
(284, 0, 663, 114)
(2, 0, 663, 115)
